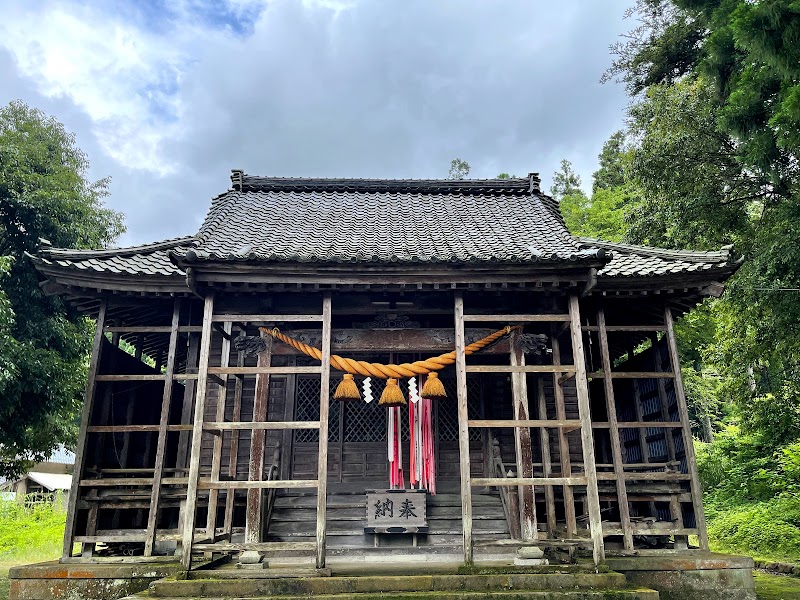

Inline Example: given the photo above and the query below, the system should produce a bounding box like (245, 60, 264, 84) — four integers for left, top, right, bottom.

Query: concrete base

(607, 552, 756, 600)
(8, 560, 185, 600)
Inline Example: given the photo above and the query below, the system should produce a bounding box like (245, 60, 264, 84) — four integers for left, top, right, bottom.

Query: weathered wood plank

(180, 294, 215, 569)
(471, 477, 589, 487)
(465, 365, 577, 373)
(144, 299, 181, 556)
(212, 314, 323, 323)
(550, 326, 577, 540)
(63, 300, 107, 559)
(463, 314, 570, 322)
(316, 293, 332, 569)
(205, 421, 320, 430)
(223, 344, 245, 537)
(454, 292, 474, 564)
(588, 371, 675, 379)
(537, 378, 557, 538)
(468, 419, 581, 428)
(199, 479, 318, 489)
(665, 306, 710, 550)
(568, 294, 604, 565)
(208, 366, 321, 375)
(206, 321, 232, 541)
(245, 334, 273, 544)
(597, 308, 633, 551)
(509, 328, 537, 542)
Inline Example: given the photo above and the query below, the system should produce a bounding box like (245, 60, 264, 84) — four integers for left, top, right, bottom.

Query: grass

(755, 572, 800, 599)
(0, 497, 65, 600)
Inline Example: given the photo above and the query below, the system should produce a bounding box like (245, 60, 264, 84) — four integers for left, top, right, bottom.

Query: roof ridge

(42, 236, 198, 259)
(578, 236, 732, 262)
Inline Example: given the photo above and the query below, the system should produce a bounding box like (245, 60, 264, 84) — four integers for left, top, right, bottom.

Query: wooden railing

(489, 436, 521, 540)
(263, 443, 282, 536)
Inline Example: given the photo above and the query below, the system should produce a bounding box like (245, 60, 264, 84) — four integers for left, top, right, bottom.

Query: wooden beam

(454, 292, 474, 564)
(592, 421, 683, 429)
(597, 308, 633, 551)
(468, 419, 582, 428)
(144, 299, 181, 556)
(462, 314, 571, 322)
(537, 378, 557, 538)
(206, 321, 232, 542)
(465, 365, 577, 373)
(223, 345, 245, 539)
(180, 294, 215, 569)
(205, 421, 320, 430)
(472, 477, 588, 487)
(568, 294, 604, 565)
(207, 366, 321, 375)
(199, 480, 318, 489)
(509, 328, 537, 542)
(665, 306, 709, 550)
(316, 293, 332, 569)
(588, 372, 675, 379)
(62, 300, 107, 559)
(551, 326, 577, 540)
(245, 333, 273, 545)
(212, 314, 323, 323)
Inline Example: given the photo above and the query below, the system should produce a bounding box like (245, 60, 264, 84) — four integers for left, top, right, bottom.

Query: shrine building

(11, 172, 756, 600)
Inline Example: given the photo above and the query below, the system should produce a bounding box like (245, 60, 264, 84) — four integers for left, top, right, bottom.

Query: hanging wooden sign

(365, 489, 428, 534)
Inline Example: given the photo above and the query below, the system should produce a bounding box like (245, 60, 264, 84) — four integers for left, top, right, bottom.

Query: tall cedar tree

(605, 1, 800, 443)
(0, 101, 124, 478)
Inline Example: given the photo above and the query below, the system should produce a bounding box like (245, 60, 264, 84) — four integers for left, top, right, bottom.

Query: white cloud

(0, 0, 635, 245)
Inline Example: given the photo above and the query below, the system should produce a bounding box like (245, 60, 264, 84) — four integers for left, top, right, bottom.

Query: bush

(707, 494, 800, 560)
(0, 496, 65, 563)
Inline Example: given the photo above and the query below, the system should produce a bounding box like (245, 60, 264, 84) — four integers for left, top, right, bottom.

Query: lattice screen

(294, 377, 340, 443)
(436, 377, 482, 442)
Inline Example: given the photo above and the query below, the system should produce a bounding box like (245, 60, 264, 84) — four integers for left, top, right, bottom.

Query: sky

(0, 0, 635, 246)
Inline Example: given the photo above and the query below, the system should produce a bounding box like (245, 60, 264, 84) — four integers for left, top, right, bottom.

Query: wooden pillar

(180, 294, 215, 569)
(245, 333, 273, 544)
(568, 295, 604, 565)
(177, 333, 201, 470)
(509, 328, 537, 541)
(144, 299, 181, 556)
(223, 344, 246, 537)
(206, 321, 232, 541)
(597, 308, 633, 550)
(62, 300, 108, 559)
(454, 292, 474, 564)
(537, 378, 557, 538)
(316, 293, 332, 568)
(650, 334, 678, 463)
(551, 327, 577, 539)
(664, 306, 709, 550)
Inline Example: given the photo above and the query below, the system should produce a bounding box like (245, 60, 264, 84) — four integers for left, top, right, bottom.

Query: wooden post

(568, 294, 604, 565)
(664, 306, 710, 550)
(454, 292, 474, 564)
(651, 334, 678, 463)
(180, 294, 215, 569)
(551, 327, 577, 539)
(206, 321, 232, 541)
(245, 333, 273, 544)
(509, 328, 537, 541)
(316, 293, 332, 568)
(223, 345, 246, 537)
(537, 378, 557, 538)
(62, 300, 107, 559)
(597, 308, 633, 550)
(144, 299, 181, 556)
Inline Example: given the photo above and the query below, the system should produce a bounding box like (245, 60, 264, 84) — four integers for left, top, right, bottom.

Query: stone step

(147, 571, 647, 598)
(142, 591, 658, 600)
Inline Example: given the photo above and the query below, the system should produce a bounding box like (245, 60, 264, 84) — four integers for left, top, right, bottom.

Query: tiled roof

(30, 237, 194, 277)
(177, 174, 595, 265)
(577, 237, 737, 278)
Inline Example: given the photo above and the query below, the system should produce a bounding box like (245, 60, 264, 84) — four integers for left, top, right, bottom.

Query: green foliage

(549, 159, 582, 201)
(447, 158, 470, 180)
(706, 494, 800, 560)
(0, 100, 124, 478)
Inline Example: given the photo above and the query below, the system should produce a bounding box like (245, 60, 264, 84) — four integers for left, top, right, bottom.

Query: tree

(606, 1, 800, 451)
(447, 158, 470, 180)
(0, 100, 124, 478)
(549, 159, 583, 201)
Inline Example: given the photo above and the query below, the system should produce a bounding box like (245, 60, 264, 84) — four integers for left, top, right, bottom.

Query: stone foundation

(607, 553, 755, 600)
(8, 560, 184, 600)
